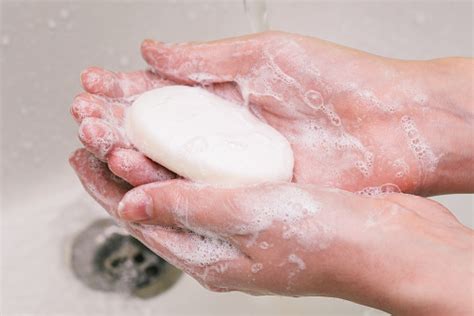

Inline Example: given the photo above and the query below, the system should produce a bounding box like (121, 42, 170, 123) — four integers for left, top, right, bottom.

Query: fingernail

(118, 189, 154, 221)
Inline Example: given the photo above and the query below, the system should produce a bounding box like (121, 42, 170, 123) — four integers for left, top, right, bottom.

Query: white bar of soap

(125, 86, 294, 186)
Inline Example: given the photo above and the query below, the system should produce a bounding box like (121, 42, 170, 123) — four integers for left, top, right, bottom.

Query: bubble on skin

(356, 183, 401, 197)
(188, 72, 220, 84)
(79, 120, 117, 159)
(303, 90, 324, 110)
(320, 104, 342, 126)
(355, 89, 398, 113)
(288, 254, 306, 270)
(288, 118, 374, 183)
(392, 158, 409, 178)
(263, 47, 298, 86)
(82, 70, 101, 87)
(251, 263, 263, 273)
(259, 241, 270, 249)
(210, 262, 230, 274)
(233, 185, 321, 235)
(282, 220, 333, 250)
(139, 225, 240, 266)
(400, 116, 438, 172)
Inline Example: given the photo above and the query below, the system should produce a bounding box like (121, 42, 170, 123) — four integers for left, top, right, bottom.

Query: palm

(140, 32, 429, 193)
(74, 32, 430, 193)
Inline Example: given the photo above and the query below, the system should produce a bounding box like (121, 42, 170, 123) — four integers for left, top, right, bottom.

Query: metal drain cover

(70, 219, 181, 298)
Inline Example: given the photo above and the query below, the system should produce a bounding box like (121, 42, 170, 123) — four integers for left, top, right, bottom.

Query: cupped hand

(71, 67, 248, 186)
(70, 148, 472, 315)
(70, 68, 177, 186)
(140, 31, 472, 194)
(73, 32, 472, 195)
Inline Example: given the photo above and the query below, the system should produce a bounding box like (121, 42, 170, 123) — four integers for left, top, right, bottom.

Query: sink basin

(1, 1, 472, 315)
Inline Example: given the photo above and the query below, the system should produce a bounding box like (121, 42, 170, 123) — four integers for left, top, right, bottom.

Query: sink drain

(70, 219, 181, 298)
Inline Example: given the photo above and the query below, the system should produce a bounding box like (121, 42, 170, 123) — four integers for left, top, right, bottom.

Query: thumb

(140, 34, 263, 84)
(116, 180, 243, 235)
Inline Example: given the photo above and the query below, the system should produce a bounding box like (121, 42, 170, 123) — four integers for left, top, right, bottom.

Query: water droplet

(303, 90, 323, 110)
(47, 19, 57, 29)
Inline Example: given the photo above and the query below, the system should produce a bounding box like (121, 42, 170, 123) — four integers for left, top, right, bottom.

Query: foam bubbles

(141, 226, 240, 266)
(235, 184, 321, 234)
(282, 219, 333, 250)
(288, 254, 306, 270)
(79, 119, 117, 159)
(303, 90, 323, 110)
(187, 72, 220, 83)
(392, 158, 409, 178)
(356, 183, 401, 197)
(251, 263, 263, 273)
(400, 116, 438, 172)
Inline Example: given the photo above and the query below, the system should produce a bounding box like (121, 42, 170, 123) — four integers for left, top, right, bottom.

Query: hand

(140, 31, 474, 195)
(70, 68, 176, 186)
(71, 67, 247, 186)
(70, 148, 473, 315)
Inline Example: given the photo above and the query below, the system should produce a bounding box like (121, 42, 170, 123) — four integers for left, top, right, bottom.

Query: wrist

(399, 58, 474, 195)
(322, 195, 473, 315)
(376, 219, 473, 315)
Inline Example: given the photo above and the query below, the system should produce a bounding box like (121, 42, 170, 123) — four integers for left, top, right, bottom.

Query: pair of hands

(70, 32, 473, 314)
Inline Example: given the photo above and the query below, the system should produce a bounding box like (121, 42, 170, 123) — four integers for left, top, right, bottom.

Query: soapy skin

(73, 32, 473, 195)
(70, 32, 474, 315)
(70, 149, 473, 315)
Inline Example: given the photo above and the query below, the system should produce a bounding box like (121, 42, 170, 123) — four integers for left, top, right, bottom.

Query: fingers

(117, 180, 244, 235)
(78, 117, 129, 161)
(140, 34, 262, 84)
(71, 92, 126, 125)
(81, 67, 173, 98)
(108, 148, 176, 186)
(69, 148, 131, 215)
(70, 92, 107, 123)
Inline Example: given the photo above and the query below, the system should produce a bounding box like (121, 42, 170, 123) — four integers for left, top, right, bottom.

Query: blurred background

(1, 1, 472, 315)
